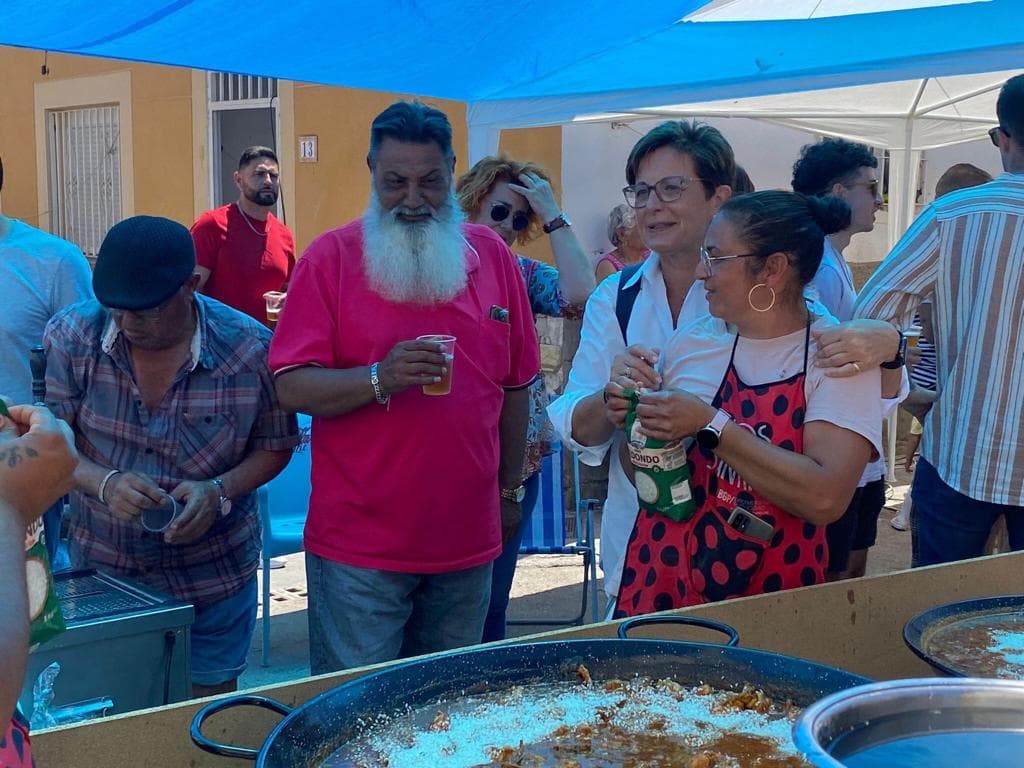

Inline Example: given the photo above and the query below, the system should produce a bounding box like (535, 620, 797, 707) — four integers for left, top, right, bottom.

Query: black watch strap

(542, 213, 570, 234)
(880, 329, 908, 369)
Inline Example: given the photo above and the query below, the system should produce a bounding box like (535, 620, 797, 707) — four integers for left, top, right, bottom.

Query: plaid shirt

(44, 296, 299, 607)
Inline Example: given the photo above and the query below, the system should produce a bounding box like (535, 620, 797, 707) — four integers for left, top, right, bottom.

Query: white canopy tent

(552, 66, 1022, 485)
(565, 69, 1019, 250)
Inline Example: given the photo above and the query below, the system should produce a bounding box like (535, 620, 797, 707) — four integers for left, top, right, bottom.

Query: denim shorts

(306, 553, 492, 675)
(190, 577, 258, 686)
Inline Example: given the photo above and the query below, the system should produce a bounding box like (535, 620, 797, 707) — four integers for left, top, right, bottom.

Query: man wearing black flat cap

(43, 215, 299, 698)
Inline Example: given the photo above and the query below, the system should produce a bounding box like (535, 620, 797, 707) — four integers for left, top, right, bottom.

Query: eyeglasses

(489, 202, 530, 231)
(699, 245, 759, 273)
(989, 126, 1011, 147)
(845, 179, 880, 197)
(623, 176, 705, 209)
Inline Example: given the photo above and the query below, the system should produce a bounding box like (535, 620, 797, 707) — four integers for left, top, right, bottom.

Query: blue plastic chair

(257, 413, 312, 666)
(508, 442, 600, 626)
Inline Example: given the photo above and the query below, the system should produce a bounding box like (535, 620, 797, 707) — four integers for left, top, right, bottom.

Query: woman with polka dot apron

(613, 191, 892, 617)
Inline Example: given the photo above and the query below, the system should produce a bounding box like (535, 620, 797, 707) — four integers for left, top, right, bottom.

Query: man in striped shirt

(855, 74, 1024, 567)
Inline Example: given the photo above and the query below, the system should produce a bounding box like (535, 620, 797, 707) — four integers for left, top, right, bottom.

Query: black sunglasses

(489, 202, 530, 231)
(989, 126, 1011, 147)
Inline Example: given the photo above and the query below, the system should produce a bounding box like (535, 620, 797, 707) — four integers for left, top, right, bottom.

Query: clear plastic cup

(905, 325, 923, 348)
(263, 291, 287, 328)
(141, 493, 181, 533)
(416, 334, 456, 396)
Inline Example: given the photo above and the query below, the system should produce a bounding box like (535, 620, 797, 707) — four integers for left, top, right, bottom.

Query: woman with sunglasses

(612, 191, 892, 616)
(456, 155, 594, 642)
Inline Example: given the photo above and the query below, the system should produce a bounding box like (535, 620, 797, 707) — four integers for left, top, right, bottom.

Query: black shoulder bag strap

(614, 263, 643, 345)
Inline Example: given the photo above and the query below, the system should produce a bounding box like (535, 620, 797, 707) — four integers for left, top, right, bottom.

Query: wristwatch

(211, 477, 233, 517)
(880, 329, 908, 370)
(696, 408, 732, 451)
(500, 485, 527, 503)
(542, 213, 571, 234)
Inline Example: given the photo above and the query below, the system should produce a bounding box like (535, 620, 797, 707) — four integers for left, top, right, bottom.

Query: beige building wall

(0, 46, 563, 264)
(0, 49, 193, 229)
(288, 85, 469, 255)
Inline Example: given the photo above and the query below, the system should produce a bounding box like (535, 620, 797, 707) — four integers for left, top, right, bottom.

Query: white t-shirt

(548, 254, 840, 598)
(662, 313, 884, 461)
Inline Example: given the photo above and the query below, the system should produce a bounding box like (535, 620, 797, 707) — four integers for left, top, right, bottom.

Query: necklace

(236, 203, 268, 237)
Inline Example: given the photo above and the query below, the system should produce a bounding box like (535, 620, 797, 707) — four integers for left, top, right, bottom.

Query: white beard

(362, 190, 468, 305)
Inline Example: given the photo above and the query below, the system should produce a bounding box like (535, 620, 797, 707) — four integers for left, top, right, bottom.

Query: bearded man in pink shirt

(269, 101, 539, 673)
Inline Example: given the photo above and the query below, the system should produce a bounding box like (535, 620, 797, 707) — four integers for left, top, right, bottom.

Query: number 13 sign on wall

(299, 135, 318, 163)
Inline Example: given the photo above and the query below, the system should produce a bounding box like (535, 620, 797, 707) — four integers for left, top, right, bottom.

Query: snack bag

(624, 389, 697, 523)
(24, 518, 65, 647)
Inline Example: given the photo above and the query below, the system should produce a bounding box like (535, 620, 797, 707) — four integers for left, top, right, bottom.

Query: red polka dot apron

(0, 710, 34, 768)
(616, 322, 826, 617)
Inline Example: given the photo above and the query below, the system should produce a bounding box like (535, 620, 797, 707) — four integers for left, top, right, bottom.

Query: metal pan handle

(190, 695, 293, 760)
(616, 615, 740, 646)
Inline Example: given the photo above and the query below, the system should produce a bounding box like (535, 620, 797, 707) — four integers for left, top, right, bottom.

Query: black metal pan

(904, 594, 1024, 677)
(192, 615, 870, 766)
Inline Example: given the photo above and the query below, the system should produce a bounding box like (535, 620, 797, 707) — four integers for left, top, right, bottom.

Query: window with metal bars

(46, 105, 122, 262)
(207, 73, 278, 104)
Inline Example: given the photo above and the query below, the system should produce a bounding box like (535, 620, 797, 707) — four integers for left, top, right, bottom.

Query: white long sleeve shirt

(547, 255, 711, 597)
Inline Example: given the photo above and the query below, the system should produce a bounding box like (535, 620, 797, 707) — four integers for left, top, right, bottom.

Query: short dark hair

(935, 163, 992, 198)
(996, 74, 1024, 140)
(733, 165, 755, 194)
(368, 100, 454, 166)
(238, 146, 278, 170)
(624, 120, 735, 198)
(720, 191, 851, 288)
(792, 138, 878, 197)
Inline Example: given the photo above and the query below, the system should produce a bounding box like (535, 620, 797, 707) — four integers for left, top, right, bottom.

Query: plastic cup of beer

(905, 325, 923, 348)
(263, 291, 286, 328)
(141, 493, 181, 533)
(417, 334, 456, 396)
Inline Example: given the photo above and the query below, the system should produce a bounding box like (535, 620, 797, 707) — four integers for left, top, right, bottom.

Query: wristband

(370, 362, 389, 405)
(98, 469, 122, 505)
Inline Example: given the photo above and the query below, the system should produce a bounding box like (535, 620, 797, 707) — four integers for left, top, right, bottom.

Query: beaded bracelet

(369, 362, 389, 405)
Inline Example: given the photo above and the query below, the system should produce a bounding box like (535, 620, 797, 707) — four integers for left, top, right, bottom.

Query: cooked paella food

(325, 667, 810, 767)
(926, 615, 1024, 678)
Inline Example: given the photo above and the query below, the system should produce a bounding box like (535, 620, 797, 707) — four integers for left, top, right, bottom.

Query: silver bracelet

(369, 362, 389, 405)
(98, 469, 121, 505)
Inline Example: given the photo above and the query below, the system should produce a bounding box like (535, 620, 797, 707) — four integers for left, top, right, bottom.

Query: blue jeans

(481, 472, 540, 643)
(911, 459, 1024, 567)
(191, 577, 257, 686)
(306, 553, 492, 674)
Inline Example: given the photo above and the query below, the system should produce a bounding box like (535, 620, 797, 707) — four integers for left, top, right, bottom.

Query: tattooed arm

(0, 405, 77, 724)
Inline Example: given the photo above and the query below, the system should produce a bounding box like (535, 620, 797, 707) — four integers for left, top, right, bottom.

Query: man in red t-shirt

(191, 146, 295, 325)
(269, 101, 539, 673)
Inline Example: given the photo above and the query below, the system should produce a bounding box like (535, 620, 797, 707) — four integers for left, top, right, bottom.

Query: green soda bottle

(624, 389, 697, 522)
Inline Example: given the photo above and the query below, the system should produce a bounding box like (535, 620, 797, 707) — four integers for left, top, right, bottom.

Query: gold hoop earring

(748, 283, 776, 313)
